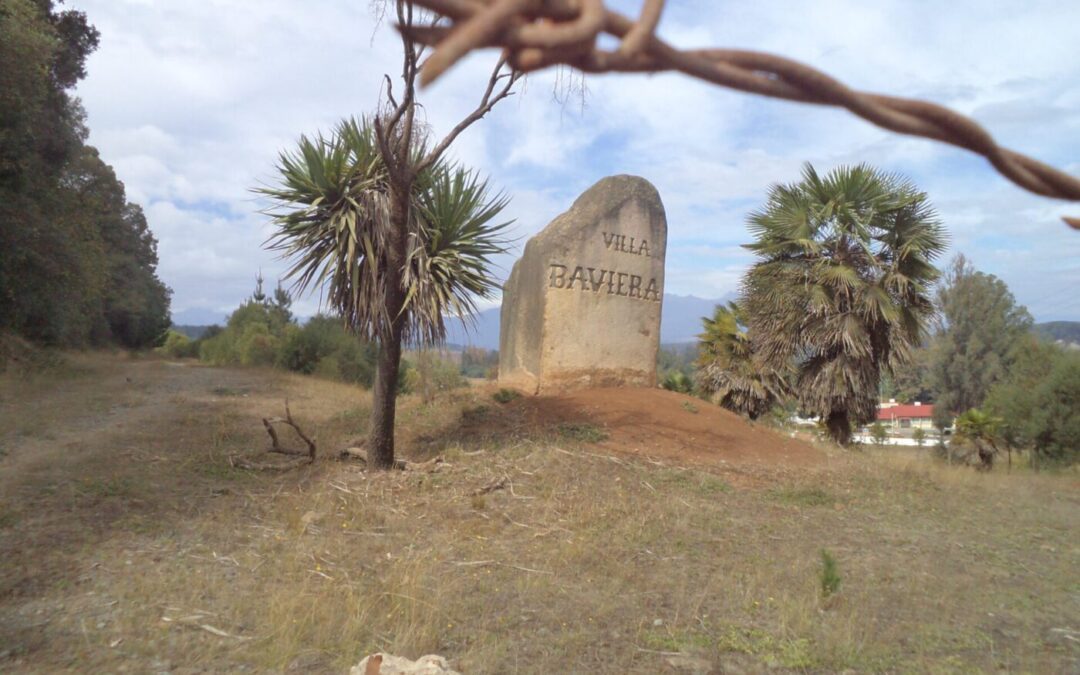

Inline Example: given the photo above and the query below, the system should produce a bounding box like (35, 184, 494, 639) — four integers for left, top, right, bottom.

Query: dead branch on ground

(338, 442, 448, 473)
(231, 401, 316, 470)
(472, 475, 509, 495)
(263, 400, 317, 460)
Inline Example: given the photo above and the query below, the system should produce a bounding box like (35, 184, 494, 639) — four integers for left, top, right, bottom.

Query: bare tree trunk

(369, 322, 403, 469)
(363, 1, 518, 469)
(368, 191, 409, 470)
(825, 410, 852, 446)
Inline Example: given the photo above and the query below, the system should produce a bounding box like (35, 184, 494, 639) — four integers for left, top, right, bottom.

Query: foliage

(912, 427, 926, 447)
(198, 280, 385, 388)
(661, 370, 694, 394)
(820, 549, 841, 599)
(984, 339, 1080, 466)
(929, 255, 1033, 417)
(258, 117, 510, 347)
(657, 343, 696, 391)
(258, 114, 511, 468)
(414, 350, 466, 403)
(1023, 356, 1080, 466)
(742, 164, 946, 445)
(0, 1, 170, 348)
(879, 344, 933, 404)
(556, 423, 609, 443)
(460, 346, 498, 378)
(695, 301, 787, 419)
(159, 330, 198, 359)
(953, 408, 1002, 470)
(492, 388, 521, 404)
(869, 422, 888, 447)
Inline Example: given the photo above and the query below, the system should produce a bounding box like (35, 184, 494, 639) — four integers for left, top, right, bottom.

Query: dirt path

(1, 358, 256, 479)
(0, 357, 278, 669)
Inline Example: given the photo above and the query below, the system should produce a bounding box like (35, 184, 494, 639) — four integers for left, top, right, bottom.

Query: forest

(1, 0, 170, 349)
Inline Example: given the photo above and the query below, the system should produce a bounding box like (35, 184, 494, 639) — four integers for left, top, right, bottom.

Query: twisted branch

(402, 0, 1080, 228)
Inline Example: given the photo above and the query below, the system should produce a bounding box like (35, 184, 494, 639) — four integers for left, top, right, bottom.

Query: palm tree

(259, 117, 510, 466)
(743, 164, 946, 445)
(953, 408, 1003, 470)
(695, 301, 788, 419)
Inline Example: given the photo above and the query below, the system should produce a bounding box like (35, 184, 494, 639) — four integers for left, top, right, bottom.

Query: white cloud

(71, 0, 1080, 322)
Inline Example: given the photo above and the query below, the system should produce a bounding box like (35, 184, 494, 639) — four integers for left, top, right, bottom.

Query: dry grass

(0, 354, 1077, 673)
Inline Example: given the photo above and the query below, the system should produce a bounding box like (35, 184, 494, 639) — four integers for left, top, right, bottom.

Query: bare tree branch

(262, 400, 317, 461)
(414, 57, 520, 179)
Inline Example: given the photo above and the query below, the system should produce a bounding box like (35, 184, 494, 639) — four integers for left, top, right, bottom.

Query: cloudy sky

(70, 0, 1080, 324)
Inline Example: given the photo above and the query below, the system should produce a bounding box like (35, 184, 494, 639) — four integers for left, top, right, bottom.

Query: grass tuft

(556, 422, 609, 443)
(820, 548, 841, 599)
(491, 388, 521, 404)
(770, 486, 838, 507)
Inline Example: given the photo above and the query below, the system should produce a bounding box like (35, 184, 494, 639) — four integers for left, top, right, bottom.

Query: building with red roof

(877, 402, 936, 430)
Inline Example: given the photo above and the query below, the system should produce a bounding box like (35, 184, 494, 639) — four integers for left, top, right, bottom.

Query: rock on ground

(350, 653, 460, 675)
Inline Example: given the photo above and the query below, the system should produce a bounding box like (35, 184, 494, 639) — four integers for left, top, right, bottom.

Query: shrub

(236, 324, 279, 367)
(278, 315, 346, 374)
(820, 549, 841, 599)
(398, 358, 418, 395)
(492, 388, 521, 404)
(159, 330, 197, 358)
(199, 330, 237, 366)
(461, 346, 499, 378)
(912, 427, 927, 447)
(661, 370, 694, 394)
(557, 423, 609, 443)
(869, 422, 888, 447)
(1025, 357, 1080, 466)
(336, 340, 377, 387)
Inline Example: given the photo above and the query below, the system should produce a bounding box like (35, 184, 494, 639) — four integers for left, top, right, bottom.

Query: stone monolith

(499, 175, 666, 394)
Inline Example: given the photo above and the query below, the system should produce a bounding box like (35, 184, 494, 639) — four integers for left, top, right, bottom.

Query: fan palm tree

(743, 164, 946, 445)
(258, 117, 510, 466)
(695, 301, 788, 419)
(953, 408, 1003, 470)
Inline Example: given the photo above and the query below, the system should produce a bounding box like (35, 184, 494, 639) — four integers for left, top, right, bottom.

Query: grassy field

(1, 353, 1077, 673)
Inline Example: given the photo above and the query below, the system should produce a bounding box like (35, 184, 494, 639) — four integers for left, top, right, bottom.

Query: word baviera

(548, 262, 661, 302)
(602, 232, 651, 257)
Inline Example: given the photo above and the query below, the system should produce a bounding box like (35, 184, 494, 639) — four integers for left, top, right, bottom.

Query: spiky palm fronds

(743, 164, 946, 444)
(406, 165, 511, 344)
(953, 408, 1003, 469)
(695, 301, 789, 420)
(257, 117, 509, 346)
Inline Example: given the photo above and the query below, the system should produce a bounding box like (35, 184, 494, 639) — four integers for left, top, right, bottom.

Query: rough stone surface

(350, 653, 460, 675)
(499, 175, 667, 394)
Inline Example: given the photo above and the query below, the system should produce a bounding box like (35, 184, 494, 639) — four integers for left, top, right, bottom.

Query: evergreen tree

(930, 255, 1032, 415)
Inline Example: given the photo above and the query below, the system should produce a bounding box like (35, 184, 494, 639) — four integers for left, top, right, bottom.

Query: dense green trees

(0, 0, 170, 348)
(929, 255, 1032, 416)
(983, 337, 1080, 466)
(741, 164, 946, 445)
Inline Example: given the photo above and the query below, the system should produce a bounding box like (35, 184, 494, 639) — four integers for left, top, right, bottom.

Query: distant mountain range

(173, 308, 1078, 353)
(1035, 321, 1080, 348)
(444, 293, 735, 350)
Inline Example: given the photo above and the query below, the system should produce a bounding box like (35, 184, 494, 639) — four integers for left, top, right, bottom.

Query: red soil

(511, 386, 825, 469)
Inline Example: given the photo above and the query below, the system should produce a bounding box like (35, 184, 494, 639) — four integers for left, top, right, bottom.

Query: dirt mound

(512, 386, 824, 468)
